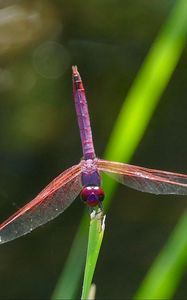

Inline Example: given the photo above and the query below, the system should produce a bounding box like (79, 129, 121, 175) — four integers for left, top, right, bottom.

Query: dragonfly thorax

(81, 159, 101, 187)
(80, 186, 105, 207)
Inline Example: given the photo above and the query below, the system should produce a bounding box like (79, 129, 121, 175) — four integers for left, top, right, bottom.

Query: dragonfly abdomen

(72, 66, 96, 160)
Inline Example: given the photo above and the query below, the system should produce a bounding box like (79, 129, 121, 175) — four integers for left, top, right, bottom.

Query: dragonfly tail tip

(72, 65, 78, 74)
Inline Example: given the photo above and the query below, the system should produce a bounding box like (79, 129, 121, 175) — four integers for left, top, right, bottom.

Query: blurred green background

(0, 0, 187, 299)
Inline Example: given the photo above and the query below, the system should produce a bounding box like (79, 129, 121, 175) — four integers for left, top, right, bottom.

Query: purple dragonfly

(1, 65, 187, 244)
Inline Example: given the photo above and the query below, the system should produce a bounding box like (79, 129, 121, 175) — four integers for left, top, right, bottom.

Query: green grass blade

(81, 211, 105, 300)
(134, 210, 187, 299)
(103, 0, 187, 208)
(51, 216, 88, 300)
(52, 0, 187, 298)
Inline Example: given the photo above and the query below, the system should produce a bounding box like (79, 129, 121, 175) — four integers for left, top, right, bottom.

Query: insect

(0, 65, 187, 244)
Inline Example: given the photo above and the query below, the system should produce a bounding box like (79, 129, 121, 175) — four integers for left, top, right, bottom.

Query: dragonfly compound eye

(80, 186, 105, 207)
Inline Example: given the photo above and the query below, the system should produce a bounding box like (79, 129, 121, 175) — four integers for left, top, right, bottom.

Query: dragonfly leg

(87, 203, 104, 219)
(98, 201, 104, 212)
(88, 206, 95, 217)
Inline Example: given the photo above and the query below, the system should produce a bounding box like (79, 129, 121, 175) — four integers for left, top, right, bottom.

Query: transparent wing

(0, 164, 82, 244)
(97, 159, 187, 195)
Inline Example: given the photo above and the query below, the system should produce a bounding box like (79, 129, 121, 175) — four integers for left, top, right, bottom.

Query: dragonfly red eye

(80, 186, 105, 207)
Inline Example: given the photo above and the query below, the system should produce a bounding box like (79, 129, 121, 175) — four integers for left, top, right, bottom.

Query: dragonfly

(1, 66, 187, 244)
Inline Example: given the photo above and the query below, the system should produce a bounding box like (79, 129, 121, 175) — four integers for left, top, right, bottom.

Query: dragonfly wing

(0, 164, 82, 244)
(97, 159, 187, 195)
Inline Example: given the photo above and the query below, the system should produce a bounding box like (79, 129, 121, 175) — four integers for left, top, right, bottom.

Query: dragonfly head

(80, 186, 105, 207)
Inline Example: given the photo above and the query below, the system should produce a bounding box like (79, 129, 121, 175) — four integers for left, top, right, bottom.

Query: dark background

(0, 1, 187, 299)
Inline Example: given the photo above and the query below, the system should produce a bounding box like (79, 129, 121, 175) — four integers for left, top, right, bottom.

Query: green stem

(81, 210, 105, 300)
